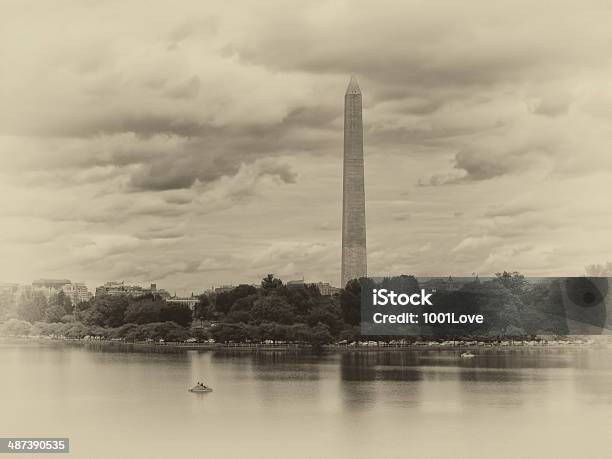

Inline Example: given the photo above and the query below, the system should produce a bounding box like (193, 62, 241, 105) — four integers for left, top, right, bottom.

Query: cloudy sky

(2, 0, 612, 293)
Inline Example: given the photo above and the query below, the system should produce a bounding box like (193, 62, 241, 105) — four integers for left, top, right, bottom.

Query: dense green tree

(384, 275, 419, 293)
(203, 276, 371, 345)
(494, 271, 528, 296)
(193, 294, 213, 324)
(257, 321, 289, 342)
(122, 321, 190, 342)
(340, 279, 361, 326)
(307, 322, 333, 346)
(250, 295, 296, 324)
(111, 323, 139, 339)
(215, 284, 258, 314)
(124, 299, 163, 324)
(520, 279, 568, 334)
(283, 285, 320, 318)
(338, 325, 361, 343)
(160, 302, 192, 327)
(17, 289, 48, 323)
(59, 291, 74, 315)
(210, 323, 251, 343)
(0, 292, 17, 321)
(45, 302, 67, 323)
(32, 321, 63, 337)
(61, 322, 90, 339)
(0, 318, 33, 336)
(81, 295, 128, 328)
(74, 299, 92, 322)
(261, 274, 283, 290)
(190, 327, 211, 342)
(226, 309, 253, 323)
(466, 280, 524, 336)
(229, 294, 257, 313)
(46, 291, 73, 323)
(306, 302, 344, 336)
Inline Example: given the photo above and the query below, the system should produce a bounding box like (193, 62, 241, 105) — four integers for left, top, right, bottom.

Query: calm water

(1, 342, 611, 459)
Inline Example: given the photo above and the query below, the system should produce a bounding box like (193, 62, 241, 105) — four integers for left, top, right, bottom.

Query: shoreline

(0, 335, 600, 353)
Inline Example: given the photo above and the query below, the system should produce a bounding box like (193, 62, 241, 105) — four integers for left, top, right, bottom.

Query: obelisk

(341, 76, 367, 287)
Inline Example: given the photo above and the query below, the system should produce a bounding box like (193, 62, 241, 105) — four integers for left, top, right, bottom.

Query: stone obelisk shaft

(341, 76, 367, 287)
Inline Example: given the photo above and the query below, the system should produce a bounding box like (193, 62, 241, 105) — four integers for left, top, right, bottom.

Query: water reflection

(336, 348, 612, 411)
(340, 352, 422, 381)
(572, 349, 612, 405)
(210, 349, 327, 380)
(2, 342, 612, 458)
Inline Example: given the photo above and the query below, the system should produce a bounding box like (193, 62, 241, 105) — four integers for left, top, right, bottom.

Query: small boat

(189, 382, 213, 393)
(460, 351, 475, 358)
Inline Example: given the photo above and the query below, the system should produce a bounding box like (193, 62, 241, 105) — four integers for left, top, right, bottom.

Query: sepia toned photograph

(1, 1, 612, 457)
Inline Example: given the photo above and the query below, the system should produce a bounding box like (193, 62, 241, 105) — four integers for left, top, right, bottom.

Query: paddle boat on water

(189, 382, 213, 393)
(460, 351, 475, 358)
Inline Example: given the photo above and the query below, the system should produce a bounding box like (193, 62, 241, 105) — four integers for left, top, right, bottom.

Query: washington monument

(341, 76, 367, 287)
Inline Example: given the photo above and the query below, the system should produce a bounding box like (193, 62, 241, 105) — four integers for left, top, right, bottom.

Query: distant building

(32, 279, 92, 305)
(0, 282, 19, 295)
(313, 282, 341, 296)
(59, 282, 93, 305)
(166, 295, 198, 310)
(213, 285, 236, 294)
(286, 279, 305, 287)
(32, 279, 72, 292)
(72, 283, 93, 304)
(286, 280, 341, 296)
(95, 281, 169, 299)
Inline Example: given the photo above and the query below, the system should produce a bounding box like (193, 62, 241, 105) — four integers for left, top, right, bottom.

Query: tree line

(0, 275, 364, 345)
(191, 274, 364, 345)
(1, 272, 585, 344)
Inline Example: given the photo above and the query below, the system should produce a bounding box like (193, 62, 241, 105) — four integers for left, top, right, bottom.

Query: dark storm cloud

(281, 105, 339, 129)
(228, 17, 549, 94)
(4, 102, 338, 192)
(128, 155, 240, 191)
(277, 53, 538, 91)
(420, 137, 560, 186)
(128, 155, 297, 192)
(228, 1, 610, 100)
(119, 125, 307, 191)
(453, 147, 532, 181)
(8, 100, 340, 192)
